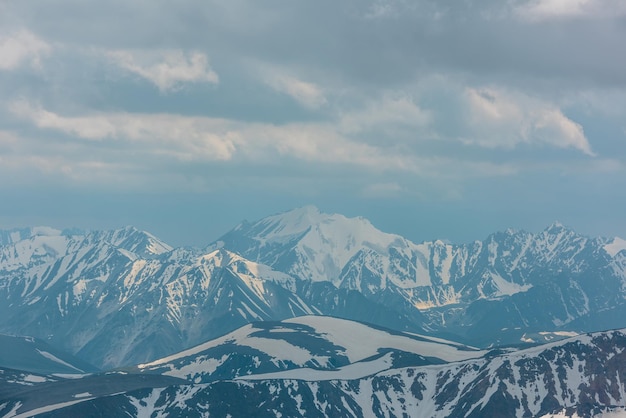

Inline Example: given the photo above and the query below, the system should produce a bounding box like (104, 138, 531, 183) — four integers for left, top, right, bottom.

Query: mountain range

(1, 207, 626, 416)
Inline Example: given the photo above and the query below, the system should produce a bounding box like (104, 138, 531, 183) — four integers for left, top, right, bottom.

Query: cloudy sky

(1, 0, 625, 246)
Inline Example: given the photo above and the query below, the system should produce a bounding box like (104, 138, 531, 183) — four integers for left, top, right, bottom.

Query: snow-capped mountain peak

(236, 206, 394, 246)
(218, 206, 414, 284)
(253, 205, 323, 239)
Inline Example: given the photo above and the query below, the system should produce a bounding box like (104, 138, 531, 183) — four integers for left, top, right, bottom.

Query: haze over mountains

(1, 207, 626, 417)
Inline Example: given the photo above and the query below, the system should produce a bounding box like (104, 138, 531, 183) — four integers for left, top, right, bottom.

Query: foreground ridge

(1, 318, 625, 417)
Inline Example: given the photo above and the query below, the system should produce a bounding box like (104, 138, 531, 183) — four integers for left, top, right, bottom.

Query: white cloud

(263, 72, 327, 109)
(10, 101, 236, 160)
(10, 100, 117, 140)
(519, 0, 590, 19)
(339, 94, 432, 134)
(10, 100, 420, 171)
(462, 87, 594, 155)
(108, 49, 219, 92)
(516, 0, 626, 20)
(0, 30, 51, 70)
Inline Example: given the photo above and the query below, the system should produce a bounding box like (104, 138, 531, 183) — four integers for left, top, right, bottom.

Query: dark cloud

(7, 0, 625, 88)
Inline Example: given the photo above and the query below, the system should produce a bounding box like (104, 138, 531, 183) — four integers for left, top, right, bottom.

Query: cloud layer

(0, 0, 625, 244)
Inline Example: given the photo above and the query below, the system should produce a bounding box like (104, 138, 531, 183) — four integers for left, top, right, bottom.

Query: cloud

(516, 0, 626, 20)
(262, 71, 327, 109)
(107, 49, 219, 92)
(8, 100, 418, 171)
(10, 100, 237, 160)
(517, 0, 591, 20)
(339, 94, 432, 135)
(237, 122, 420, 172)
(0, 30, 51, 70)
(10, 101, 117, 140)
(462, 87, 594, 155)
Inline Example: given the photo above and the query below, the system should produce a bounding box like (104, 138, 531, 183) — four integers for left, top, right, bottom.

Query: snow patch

(9, 398, 95, 418)
(605, 237, 626, 257)
(284, 316, 485, 363)
(36, 349, 83, 372)
(129, 388, 165, 418)
(22, 374, 46, 383)
(489, 272, 532, 297)
(2, 402, 22, 418)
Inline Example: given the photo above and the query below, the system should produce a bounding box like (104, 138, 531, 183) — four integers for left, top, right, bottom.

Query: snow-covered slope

(6, 326, 626, 418)
(137, 316, 483, 384)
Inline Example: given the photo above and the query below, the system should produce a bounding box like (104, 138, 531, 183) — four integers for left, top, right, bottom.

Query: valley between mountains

(1, 206, 626, 417)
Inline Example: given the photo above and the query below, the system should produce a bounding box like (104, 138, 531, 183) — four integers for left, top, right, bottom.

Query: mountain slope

(6, 323, 625, 418)
(0, 334, 98, 375)
(136, 316, 483, 384)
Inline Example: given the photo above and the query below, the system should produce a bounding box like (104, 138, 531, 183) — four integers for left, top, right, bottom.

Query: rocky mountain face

(1, 208, 626, 371)
(2, 318, 625, 418)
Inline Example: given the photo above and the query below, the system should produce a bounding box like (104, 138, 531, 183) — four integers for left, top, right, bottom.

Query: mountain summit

(217, 206, 413, 285)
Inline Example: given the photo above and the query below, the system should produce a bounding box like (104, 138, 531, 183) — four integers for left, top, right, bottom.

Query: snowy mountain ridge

(217, 208, 625, 306)
(216, 208, 626, 344)
(2, 318, 625, 418)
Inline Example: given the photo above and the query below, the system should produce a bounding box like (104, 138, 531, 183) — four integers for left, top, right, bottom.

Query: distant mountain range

(1, 207, 626, 416)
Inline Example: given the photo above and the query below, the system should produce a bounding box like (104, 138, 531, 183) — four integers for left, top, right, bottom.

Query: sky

(0, 0, 625, 247)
